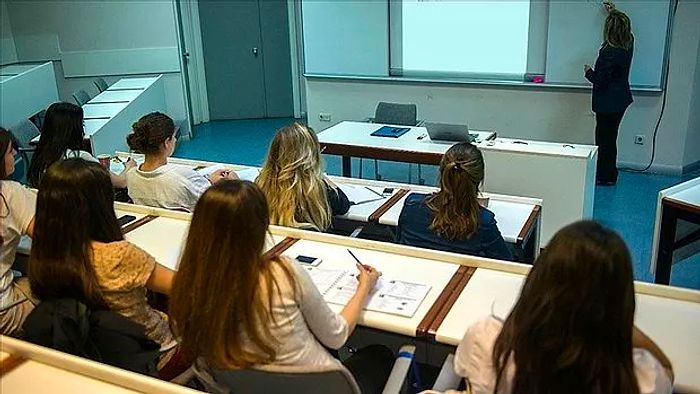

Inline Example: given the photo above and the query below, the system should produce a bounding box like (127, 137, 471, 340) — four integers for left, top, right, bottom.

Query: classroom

(0, 0, 699, 393)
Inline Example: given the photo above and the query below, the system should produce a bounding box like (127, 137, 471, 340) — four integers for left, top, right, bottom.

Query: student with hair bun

(125, 112, 236, 212)
(396, 142, 511, 260)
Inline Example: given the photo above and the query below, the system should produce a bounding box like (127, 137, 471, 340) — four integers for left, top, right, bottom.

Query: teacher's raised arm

(584, 2, 634, 186)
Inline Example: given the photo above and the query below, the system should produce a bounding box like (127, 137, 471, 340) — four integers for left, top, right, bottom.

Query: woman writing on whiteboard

(584, 2, 634, 186)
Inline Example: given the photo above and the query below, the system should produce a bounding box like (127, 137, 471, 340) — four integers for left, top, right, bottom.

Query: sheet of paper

(195, 164, 231, 176)
(324, 272, 431, 318)
(235, 168, 261, 182)
(303, 266, 348, 295)
(336, 184, 386, 205)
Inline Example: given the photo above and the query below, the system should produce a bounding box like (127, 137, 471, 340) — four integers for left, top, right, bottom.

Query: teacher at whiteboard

(584, 2, 633, 186)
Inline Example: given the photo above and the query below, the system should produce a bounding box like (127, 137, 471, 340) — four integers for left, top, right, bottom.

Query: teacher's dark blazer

(585, 44, 634, 113)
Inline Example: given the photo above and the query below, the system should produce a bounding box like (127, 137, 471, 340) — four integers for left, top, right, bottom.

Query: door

(198, 0, 266, 120)
(198, 0, 294, 120)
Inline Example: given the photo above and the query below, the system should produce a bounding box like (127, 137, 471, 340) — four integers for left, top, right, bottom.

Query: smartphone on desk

(117, 215, 137, 227)
(382, 188, 394, 195)
(296, 255, 322, 267)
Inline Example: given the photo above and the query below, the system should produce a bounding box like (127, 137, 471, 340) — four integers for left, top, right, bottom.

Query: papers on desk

(303, 266, 431, 318)
(337, 184, 386, 205)
(195, 164, 231, 176)
(195, 165, 260, 182)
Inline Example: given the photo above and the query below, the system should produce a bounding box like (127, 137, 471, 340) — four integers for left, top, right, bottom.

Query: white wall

(0, 1, 17, 65)
(4, 0, 189, 134)
(305, 0, 700, 174)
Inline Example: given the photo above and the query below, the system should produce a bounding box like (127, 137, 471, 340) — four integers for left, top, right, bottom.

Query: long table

(0, 337, 198, 394)
(30, 76, 166, 157)
(112, 203, 700, 391)
(651, 177, 700, 285)
(0, 62, 58, 127)
(317, 121, 598, 248)
(114, 153, 542, 261)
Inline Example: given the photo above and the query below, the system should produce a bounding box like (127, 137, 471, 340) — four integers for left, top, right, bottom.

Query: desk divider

(517, 205, 541, 244)
(0, 354, 27, 376)
(263, 237, 299, 260)
(121, 215, 159, 234)
(368, 189, 410, 222)
(426, 267, 478, 341)
(416, 266, 475, 338)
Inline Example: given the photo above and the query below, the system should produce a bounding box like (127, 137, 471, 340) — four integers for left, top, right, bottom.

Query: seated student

(170, 180, 394, 394)
(0, 127, 36, 336)
(451, 221, 673, 394)
(256, 122, 349, 231)
(27, 102, 134, 188)
(396, 143, 511, 260)
(125, 112, 235, 211)
(28, 158, 181, 373)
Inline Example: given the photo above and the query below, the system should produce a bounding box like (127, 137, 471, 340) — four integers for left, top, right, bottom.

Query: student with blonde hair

(397, 142, 511, 260)
(126, 112, 236, 212)
(256, 122, 349, 231)
(170, 180, 394, 393)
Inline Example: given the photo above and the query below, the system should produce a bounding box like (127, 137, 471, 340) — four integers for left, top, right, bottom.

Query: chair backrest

(94, 77, 109, 92)
(373, 102, 418, 126)
(72, 89, 91, 106)
(194, 359, 361, 394)
(10, 118, 41, 148)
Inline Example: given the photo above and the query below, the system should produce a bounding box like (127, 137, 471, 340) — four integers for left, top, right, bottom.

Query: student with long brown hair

(0, 127, 36, 335)
(28, 102, 134, 188)
(452, 221, 673, 394)
(256, 122, 349, 231)
(170, 180, 394, 394)
(28, 158, 179, 370)
(125, 112, 235, 212)
(397, 142, 511, 260)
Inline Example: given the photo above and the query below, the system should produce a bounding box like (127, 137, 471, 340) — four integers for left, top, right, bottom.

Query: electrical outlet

(634, 134, 645, 145)
(319, 113, 331, 122)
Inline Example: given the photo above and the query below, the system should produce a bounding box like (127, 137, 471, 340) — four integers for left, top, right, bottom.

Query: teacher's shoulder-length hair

(604, 9, 633, 50)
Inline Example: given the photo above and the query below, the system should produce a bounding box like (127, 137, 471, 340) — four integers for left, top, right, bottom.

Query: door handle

(252, 47, 259, 56)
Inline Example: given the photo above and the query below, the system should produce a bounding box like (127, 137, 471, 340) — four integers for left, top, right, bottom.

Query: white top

(248, 258, 349, 368)
(125, 163, 210, 212)
(0, 182, 36, 310)
(454, 317, 672, 394)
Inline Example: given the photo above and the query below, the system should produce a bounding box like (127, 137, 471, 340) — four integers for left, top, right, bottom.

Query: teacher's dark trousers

(595, 111, 625, 183)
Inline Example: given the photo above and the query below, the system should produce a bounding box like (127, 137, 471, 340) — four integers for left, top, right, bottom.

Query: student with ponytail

(0, 127, 36, 335)
(125, 112, 236, 212)
(396, 142, 511, 260)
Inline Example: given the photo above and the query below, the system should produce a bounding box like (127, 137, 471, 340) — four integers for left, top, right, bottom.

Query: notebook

(370, 126, 411, 138)
(336, 184, 386, 205)
(303, 266, 431, 318)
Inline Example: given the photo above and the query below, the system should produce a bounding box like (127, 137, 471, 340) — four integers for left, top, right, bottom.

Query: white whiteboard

(546, 0, 671, 88)
(302, 0, 389, 76)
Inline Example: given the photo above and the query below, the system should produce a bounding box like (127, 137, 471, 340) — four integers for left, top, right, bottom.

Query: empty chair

(72, 89, 91, 106)
(366, 102, 419, 182)
(93, 77, 109, 93)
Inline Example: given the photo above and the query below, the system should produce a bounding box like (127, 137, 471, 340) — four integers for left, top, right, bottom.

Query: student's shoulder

(479, 206, 497, 223)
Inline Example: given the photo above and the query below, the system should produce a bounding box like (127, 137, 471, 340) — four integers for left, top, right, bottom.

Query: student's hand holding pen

(355, 262, 381, 293)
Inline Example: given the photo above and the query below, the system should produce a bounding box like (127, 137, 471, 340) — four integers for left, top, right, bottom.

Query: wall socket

(319, 113, 332, 122)
(634, 134, 645, 145)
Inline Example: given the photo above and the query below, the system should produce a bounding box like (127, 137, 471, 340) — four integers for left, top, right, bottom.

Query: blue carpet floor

(175, 118, 700, 290)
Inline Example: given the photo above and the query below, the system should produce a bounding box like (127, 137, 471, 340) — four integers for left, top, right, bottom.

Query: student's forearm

(340, 284, 371, 334)
(633, 326, 674, 381)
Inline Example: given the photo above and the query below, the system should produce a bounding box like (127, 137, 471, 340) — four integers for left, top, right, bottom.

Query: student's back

(125, 112, 233, 211)
(397, 143, 511, 261)
(451, 221, 674, 394)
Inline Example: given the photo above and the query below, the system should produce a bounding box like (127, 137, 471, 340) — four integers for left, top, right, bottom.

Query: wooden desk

(0, 336, 199, 393)
(317, 121, 597, 248)
(0, 62, 58, 127)
(651, 177, 700, 285)
(432, 267, 700, 392)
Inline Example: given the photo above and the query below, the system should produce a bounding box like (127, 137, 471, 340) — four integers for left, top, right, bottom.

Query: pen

(365, 186, 385, 198)
(347, 249, 371, 271)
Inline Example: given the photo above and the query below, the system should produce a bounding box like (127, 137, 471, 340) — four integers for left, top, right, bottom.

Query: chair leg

(418, 164, 425, 185)
(374, 159, 382, 181)
(359, 159, 363, 179)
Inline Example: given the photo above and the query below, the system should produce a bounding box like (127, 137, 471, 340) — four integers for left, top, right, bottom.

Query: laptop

(424, 122, 476, 143)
